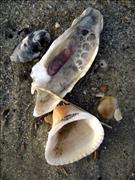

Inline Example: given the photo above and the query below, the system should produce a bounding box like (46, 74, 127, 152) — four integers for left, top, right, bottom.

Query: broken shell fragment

(114, 108, 122, 121)
(10, 29, 51, 62)
(45, 104, 104, 165)
(31, 7, 104, 116)
(97, 96, 117, 119)
(55, 22, 61, 29)
(99, 60, 108, 70)
(95, 92, 105, 98)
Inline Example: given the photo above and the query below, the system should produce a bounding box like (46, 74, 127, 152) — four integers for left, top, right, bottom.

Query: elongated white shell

(31, 7, 103, 117)
(45, 105, 104, 165)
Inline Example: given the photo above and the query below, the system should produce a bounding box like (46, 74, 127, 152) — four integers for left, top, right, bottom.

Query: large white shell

(45, 105, 104, 165)
(31, 7, 103, 117)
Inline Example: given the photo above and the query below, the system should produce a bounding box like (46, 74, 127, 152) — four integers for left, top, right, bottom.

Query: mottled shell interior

(45, 105, 104, 165)
(31, 7, 103, 116)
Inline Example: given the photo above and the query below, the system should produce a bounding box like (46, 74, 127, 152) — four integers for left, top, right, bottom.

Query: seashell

(10, 29, 51, 62)
(114, 108, 122, 121)
(31, 7, 104, 117)
(97, 96, 117, 119)
(45, 104, 104, 165)
(99, 60, 108, 70)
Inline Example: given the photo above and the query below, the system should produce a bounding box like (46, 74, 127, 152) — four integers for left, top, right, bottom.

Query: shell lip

(33, 99, 61, 117)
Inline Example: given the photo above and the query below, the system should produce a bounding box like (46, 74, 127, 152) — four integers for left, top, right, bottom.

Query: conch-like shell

(31, 7, 103, 117)
(45, 104, 104, 165)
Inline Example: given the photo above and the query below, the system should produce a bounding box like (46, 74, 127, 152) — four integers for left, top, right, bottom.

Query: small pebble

(55, 22, 61, 29)
(91, 87, 97, 92)
(47, 4, 52, 9)
(83, 90, 87, 95)
(95, 92, 105, 97)
(100, 84, 108, 93)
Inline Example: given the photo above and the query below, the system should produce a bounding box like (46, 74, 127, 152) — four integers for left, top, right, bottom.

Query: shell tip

(33, 109, 40, 117)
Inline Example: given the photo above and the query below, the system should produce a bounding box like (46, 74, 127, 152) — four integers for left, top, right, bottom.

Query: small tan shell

(45, 104, 104, 165)
(97, 96, 117, 119)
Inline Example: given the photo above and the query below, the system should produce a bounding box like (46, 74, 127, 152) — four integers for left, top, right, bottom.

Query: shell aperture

(45, 104, 104, 165)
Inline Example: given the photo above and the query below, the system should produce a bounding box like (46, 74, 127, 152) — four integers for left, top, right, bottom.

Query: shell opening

(45, 116, 104, 165)
(53, 120, 94, 156)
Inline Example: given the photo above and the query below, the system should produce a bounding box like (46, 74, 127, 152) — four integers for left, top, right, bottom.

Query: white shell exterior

(45, 105, 104, 165)
(31, 7, 103, 117)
